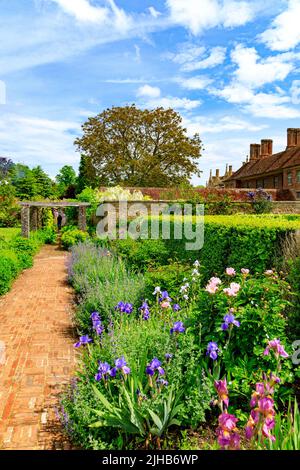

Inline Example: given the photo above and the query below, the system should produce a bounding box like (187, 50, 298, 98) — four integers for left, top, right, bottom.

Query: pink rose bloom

(226, 267, 236, 276)
(160, 301, 171, 309)
(265, 270, 274, 276)
(205, 283, 219, 294)
(241, 268, 249, 275)
(210, 277, 222, 286)
(223, 283, 240, 297)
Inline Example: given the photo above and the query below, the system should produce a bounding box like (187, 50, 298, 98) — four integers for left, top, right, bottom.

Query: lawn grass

(0, 227, 21, 241)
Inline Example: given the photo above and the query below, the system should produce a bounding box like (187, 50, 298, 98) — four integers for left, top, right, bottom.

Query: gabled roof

(226, 146, 300, 181)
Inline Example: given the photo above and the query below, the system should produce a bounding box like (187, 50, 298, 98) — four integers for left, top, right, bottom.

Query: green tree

(10, 164, 38, 200)
(75, 105, 202, 187)
(32, 165, 54, 198)
(56, 165, 77, 197)
(77, 155, 97, 192)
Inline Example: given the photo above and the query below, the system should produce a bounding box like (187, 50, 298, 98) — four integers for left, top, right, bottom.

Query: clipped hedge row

(0, 230, 49, 295)
(111, 214, 300, 280)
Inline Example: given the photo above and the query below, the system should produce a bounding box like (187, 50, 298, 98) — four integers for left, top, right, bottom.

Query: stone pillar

(78, 206, 87, 231)
(21, 205, 30, 238)
(31, 207, 38, 231)
(37, 208, 43, 229)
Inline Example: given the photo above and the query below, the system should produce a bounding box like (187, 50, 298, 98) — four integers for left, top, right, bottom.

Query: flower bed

(60, 240, 299, 450)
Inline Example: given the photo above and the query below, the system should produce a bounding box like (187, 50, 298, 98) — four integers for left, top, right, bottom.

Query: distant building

(207, 164, 234, 188)
(222, 128, 300, 200)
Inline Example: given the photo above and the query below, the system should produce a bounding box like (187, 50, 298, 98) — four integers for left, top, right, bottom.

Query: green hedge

(0, 229, 49, 295)
(110, 215, 300, 280)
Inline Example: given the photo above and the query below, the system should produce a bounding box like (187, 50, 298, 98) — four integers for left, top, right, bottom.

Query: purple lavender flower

(170, 321, 185, 335)
(172, 304, 181, 312)
(146, 357, 165, 376)
(221, 313, 240, 331)
(207, 341, 219, 360)
(74, 335, 93, 348)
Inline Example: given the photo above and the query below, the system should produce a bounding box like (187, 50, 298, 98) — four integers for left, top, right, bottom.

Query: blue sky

(1, 0, 300, 185)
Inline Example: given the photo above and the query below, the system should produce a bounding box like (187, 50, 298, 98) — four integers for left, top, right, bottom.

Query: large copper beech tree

(75, 105, 202, 187)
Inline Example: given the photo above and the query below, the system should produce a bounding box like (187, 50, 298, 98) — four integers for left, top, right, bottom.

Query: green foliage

(0, 179, 20, 227)
(74, 105, 202, 187)
(61, 227, 89, 249)
(10, 163, 55, 200)
(265, 399, 300, 450)
(56, 165, 77, 198)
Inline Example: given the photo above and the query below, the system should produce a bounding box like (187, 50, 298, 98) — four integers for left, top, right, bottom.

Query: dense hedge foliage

(109, 215, 300, 280)
(0, 229, 51, 295)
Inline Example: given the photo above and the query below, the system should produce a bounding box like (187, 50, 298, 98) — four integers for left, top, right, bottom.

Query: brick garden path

(0, 244, 77, 449)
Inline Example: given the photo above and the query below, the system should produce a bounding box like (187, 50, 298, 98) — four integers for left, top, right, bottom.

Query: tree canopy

(75, 105, 202, 187)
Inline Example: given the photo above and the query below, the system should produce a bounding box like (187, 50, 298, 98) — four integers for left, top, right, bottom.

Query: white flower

(193, 260, 200, 267)
(153, 286, 161, 295)
(183, 294, 189, 300)
(192, 269, 200, 276)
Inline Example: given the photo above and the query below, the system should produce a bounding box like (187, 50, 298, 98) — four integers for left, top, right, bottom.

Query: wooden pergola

(19, 201, 91, 238)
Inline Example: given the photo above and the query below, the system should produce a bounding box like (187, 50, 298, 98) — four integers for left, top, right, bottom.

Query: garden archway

(19, 201, 90, 238)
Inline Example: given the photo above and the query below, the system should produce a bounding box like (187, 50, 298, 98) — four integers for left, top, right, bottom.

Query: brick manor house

(208, 128, 300, 200)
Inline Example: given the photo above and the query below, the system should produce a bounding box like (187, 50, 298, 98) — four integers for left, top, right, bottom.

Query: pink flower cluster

(245, 373, 280, 442)
(205, 277, 222, 294)
(223, 282, 241, 297)
(214, 379, 240, 450)
(264, 339, 289, 359)
(216, 413, 240, 450)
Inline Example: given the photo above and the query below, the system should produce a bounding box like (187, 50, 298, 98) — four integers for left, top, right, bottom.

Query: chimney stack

(260, 139, 273, 158)
(287, 128, 300, 148)
(225, 164, 228, 175)
(250, 144, 261, 161)
(216, 169, 220, 178)
(228, 165, 233, 176)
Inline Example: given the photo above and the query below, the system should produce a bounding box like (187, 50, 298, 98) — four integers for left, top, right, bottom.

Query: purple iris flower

(170, 321, 185, 334)
(221, 313, 240, 331)
(90, 311, 105, 336)
(159, 291, 172, 302)
(156, 378, 168, 386)
(207, 341, 219, 360)
(95, 361, 111, 381)
(146, 357, 165, 376)
(115, 356, 131, 375)
(165, 353, 173, 361)
(139, 301, 150, 320)
(172, 304, 181, 312)
(114, 302, 133, 314)
(74, 335, 93, 348)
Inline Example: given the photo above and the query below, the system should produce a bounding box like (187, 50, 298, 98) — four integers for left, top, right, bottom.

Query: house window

(274, 176, 279, 188)
(256, 179, 264, 189)
(287, 172, 293, 186)
(297, 170, 300, 183)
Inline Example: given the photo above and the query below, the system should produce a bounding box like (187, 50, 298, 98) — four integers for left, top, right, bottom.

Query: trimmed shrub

(61, 228, 89, 249)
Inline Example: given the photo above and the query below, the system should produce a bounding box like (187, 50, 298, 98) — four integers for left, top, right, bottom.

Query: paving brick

(0, 245, 77, 450)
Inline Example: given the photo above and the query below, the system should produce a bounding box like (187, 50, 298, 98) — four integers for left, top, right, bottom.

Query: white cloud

(0, 80, 6, 105)
(230, 44, 296, 88)
(166, 0, 255, 35)
(148, 6, 162, 18)
(0, 113, 81, 173)
(291, 80, 300, 104)
(210, 43, 300, 118)
(183, 115, 268, 135)
(176, 76, 213, 90)
(51, 0, 109, 23)
(259, 0, 300, 51)
(137, 85, 161, 98)
(167, 43, 226, 71)
(182, 47, 227, 71)
(137, 85, 201, 110)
